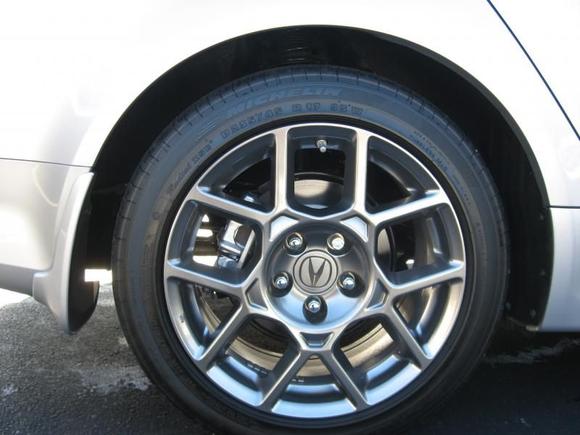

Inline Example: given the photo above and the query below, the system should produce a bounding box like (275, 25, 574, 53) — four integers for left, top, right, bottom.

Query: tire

(112, 66, 508, 434)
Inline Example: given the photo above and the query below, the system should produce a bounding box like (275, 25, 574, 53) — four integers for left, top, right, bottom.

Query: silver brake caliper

(217, 220, 255, 269)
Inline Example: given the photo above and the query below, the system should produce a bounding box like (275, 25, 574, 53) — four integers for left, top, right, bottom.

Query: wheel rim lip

(163, 121, 466, 419)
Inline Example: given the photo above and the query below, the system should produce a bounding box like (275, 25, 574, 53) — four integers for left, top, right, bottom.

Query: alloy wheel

(163, 123, 466, 418)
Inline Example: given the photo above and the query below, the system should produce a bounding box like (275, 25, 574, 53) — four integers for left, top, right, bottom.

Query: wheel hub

(265, 226, 370, 330)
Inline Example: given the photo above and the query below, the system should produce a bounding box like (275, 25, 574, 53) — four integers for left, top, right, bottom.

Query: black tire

(112, 66, 508, 434)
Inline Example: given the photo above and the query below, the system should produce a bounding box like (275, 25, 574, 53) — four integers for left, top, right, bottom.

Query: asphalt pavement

(1, 285, 579, 434)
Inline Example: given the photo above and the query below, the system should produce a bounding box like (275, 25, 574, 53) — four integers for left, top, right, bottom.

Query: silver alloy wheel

(163, 123, 466, 419)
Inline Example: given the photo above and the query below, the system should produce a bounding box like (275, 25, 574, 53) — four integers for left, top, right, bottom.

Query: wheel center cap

(293, 250, 338, 294)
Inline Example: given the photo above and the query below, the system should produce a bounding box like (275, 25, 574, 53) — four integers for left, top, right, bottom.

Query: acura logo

(303, 257, 331, 287)
(294, 252, 337, 292)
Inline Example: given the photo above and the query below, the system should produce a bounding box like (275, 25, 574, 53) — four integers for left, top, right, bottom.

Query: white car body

(0, 0, 578, 331)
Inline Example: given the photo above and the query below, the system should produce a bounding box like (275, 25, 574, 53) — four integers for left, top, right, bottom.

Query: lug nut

(340, 274, 356, 290)
(271, 272, 292, 296)
(274, 274, 289, 289)
(303, 296, 327, 323)
(337, 272, 361, 297)
(285, 232, 305, 254)
(307, 299, 321, 313)
(327, 233, 347, 254)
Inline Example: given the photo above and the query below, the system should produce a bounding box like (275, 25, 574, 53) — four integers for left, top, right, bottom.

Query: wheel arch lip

(83, 21, 570, 206)
(86, 24, 562, 333)
(88, 24, 560, 333)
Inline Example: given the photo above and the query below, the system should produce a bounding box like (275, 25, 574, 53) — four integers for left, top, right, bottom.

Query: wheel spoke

(385, 305, 431, 369)
(319, 349, 368, 410)
(350, 130, 371, 211)
(186, 184, 270, 225)
(165, 260, 245, 298)
(260, 348, 308, 410)
(368, 190, 449, 227)
(197, 306, 247, 369)
(273, 128, 291, 213)
(381, 260, 465, 298)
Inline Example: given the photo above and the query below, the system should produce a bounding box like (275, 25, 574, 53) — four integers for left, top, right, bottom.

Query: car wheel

(112, 66, 508, 433)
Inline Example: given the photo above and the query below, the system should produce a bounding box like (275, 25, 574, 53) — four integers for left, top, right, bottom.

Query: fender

(1, 0, 577, 204)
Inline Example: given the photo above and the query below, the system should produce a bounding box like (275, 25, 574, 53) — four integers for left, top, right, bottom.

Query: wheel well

(86, 26, 552, 326)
